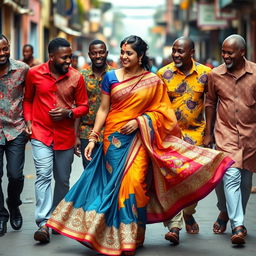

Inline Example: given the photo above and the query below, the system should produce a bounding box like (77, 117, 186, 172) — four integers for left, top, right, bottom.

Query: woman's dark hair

(120, 35, 150, 71)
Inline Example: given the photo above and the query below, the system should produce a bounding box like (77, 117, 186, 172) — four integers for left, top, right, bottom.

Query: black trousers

(80, 138, 100, 169)
(0, 132, 28, 221)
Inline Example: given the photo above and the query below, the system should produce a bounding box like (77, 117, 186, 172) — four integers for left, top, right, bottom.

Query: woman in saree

(47, 36, 233, 256)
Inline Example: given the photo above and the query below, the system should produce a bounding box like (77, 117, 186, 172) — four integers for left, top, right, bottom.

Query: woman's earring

(139, 59, 142, 65)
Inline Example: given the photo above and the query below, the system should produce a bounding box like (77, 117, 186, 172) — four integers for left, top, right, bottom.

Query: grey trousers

(31, 139, 74, 227)
(215, 167, 253, 229)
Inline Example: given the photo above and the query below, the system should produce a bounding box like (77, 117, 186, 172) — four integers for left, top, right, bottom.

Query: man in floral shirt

(0, 34, 29, 236)
(76, 40, 113, 168)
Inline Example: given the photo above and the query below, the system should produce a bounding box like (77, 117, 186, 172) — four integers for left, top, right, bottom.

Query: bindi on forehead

(123, 42, 128, 51)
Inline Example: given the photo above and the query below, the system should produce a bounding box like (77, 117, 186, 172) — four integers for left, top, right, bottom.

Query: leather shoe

(0, 220, 7, 236)
(6, 202, 23, 230)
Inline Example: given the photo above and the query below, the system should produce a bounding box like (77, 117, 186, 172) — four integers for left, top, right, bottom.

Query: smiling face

(171, 39, 194, 69)
(0, 38, 10, 66)
(120, 43, 140, 69)
(88, 44, 108, 68)
(49, 46, 72, 75)
(221, 39, 245, 70)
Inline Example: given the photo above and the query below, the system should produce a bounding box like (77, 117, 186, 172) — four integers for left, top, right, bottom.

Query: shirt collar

(219, 58, 253, 75)
(8, 58, 21, 71)
(169, 60, 199, 76)
(88, 64, 111, 77)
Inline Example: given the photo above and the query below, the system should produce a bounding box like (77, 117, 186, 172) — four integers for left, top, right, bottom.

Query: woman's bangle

(88, 139, 97, 143)
(88, 130, 100, 142)
(92, 130, 100, 137)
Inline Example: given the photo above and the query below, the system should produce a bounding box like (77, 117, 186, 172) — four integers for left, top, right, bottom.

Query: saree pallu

(47, 72, 233, 256)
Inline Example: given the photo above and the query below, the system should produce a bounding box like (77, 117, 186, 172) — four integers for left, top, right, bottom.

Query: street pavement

(1, 142, 256, 256)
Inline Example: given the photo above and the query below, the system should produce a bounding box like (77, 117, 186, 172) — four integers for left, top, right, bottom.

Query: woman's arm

(92, 94, 110, 133)
(84, 93, 110, 160)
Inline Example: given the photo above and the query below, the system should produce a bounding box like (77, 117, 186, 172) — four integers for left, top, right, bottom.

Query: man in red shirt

(23, 38, 88, 243)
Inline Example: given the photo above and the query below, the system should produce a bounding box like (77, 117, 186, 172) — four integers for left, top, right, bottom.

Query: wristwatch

(68, 110, 73, 118)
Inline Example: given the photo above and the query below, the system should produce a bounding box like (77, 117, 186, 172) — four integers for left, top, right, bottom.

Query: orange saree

(47, 71, 233, 255)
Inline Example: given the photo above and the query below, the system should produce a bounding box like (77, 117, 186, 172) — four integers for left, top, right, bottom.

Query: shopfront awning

(57, 25, 82, 37)
(3, 0, 33, 15)
(54, 14, 82, 37)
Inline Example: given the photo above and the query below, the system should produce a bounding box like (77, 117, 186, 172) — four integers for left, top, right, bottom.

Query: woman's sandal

(165, 227, 180, 245)
(184, 214, 199, 234)
(213, 212, 229, 234)
(231, 226, 245, 245)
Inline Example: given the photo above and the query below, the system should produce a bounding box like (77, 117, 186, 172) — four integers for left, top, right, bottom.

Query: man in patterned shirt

(0, 34, 29, 236)
(75, 39, 113, 168)
(157, 36, 211, 244)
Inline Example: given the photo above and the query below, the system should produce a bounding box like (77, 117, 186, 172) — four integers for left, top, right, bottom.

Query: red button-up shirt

(23, 62, 88, 150)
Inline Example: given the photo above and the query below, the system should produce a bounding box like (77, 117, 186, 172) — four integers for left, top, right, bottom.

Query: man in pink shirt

(204, 34, 256, 245)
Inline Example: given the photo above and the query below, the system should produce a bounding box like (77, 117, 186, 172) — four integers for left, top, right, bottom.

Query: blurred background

(0, 0, 255, 68)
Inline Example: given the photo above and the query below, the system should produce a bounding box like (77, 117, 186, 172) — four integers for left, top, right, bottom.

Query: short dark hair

(0, 34, 9, 44)
(23, 44, 34, 52)
(89, 39, 106, 48)
(48, 38, 70, 54)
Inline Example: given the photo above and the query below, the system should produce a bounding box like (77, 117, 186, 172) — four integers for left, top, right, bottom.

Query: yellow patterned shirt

(157, 61, 211, 146)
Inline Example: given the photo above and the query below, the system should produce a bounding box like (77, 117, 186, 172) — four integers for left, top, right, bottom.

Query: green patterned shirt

(79, 65, 113, 140)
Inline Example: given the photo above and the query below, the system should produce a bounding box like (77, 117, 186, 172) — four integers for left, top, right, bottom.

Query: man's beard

(54, 63, 69, 75)
(225, 62, 233, 69)
(174, 62, 183, 68)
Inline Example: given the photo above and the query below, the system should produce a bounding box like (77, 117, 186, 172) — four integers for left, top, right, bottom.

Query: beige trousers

(164, 203, 197, 230)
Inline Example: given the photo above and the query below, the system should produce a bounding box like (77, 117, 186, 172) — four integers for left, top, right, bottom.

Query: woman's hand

(84, 142, 96, 161)
(120, 119, 138, 134)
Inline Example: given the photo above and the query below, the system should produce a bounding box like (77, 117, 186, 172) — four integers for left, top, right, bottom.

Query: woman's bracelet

(88, 139, 97, 143)
(91, 130, 100, 137)
(88, 130, 100, 142)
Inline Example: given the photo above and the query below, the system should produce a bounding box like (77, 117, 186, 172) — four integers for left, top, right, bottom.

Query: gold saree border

(47, 201, 145, 256)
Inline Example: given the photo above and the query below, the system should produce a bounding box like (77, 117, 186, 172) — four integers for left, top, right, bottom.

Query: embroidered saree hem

(47, 72, 233, 256)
